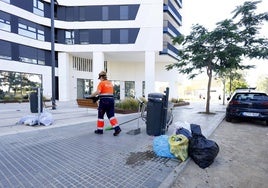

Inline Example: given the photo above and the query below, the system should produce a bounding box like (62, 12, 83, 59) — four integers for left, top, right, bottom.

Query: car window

(234, 93, 268, 101)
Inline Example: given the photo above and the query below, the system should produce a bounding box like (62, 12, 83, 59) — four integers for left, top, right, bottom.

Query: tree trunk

(222, 79, 226, 105)
(206, 70, 212, 113)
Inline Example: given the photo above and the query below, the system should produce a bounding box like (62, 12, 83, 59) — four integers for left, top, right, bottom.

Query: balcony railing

(160, 42, 179, 60)
(163, 20, 181, 37)
(163, 1, 182, 26)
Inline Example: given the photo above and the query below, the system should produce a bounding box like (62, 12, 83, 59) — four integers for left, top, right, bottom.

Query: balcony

(163, 0, 182, 26)
(163, 20, 181, 37)
(160, 41, 179, 60)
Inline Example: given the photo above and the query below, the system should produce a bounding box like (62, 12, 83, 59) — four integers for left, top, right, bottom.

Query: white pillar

(93, 52, 104, 90)
(120, 80, 125, 100)
(145, 51, 155, 98)
(58, 52, 70, 101)
(169, 81, 178, 100)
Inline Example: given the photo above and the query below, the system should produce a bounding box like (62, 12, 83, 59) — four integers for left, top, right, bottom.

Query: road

(171, 119, 268, 188)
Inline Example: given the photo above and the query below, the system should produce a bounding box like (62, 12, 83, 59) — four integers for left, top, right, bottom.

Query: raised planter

(173, 101, 190, 107)
(76, 98, 98, 108)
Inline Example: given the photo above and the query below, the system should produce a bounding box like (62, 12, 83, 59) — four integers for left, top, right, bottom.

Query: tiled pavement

(0, 101, 226, 187)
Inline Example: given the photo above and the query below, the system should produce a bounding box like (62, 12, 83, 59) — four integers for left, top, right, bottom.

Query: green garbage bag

(168, 134, 189, 161)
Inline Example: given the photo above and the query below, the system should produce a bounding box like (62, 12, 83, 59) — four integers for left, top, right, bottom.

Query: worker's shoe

(113, 126, 121, 136)
(94, 129, 103, 135)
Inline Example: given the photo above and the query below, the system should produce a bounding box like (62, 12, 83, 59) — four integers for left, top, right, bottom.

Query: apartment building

(0, 0, 183, 102)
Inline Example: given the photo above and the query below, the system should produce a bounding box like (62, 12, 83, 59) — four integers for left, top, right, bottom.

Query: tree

(225, 74, 248, 94)
(256, 76, 268, 93)
(166, 0, 268, 113)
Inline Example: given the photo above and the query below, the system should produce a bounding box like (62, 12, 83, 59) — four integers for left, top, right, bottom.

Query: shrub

(115, 98, 140, 111)
(171, 98, 185, 103)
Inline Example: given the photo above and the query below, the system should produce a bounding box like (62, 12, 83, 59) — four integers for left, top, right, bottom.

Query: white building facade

(0, 0, 183, 102)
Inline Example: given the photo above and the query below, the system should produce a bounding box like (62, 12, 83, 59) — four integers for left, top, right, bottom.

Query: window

(79, 7, 86, 21)
(120, 6, 128, 20)
(120, 29, 128, 43)
(103, 30, 111, 44)
(77, 79, 93, 99)
(0, 40, 11, 60)
(0, 71, 42, 101)
(65, 30, 74, 44)
(112, 81, 120, 100)
(72, 57, 92, 72)
(79, 30, 89, 44)
(102, 6, 108, 20)
(66, 7, 74, 21)
(0, 11, 11, 32)
(19, 45, 45, 65)
(18, 19, 45, 41)
(33, 0, 44, 16)
(125, 81, 135, 98)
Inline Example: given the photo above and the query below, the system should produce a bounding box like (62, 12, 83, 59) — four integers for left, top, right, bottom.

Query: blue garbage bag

(153, 135, 176, 158)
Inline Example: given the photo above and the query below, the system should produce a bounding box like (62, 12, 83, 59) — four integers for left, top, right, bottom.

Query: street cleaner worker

(90, 71, 121, 136)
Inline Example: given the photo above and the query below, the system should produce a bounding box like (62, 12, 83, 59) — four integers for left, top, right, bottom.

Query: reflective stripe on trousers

(97, 97, 118, 129)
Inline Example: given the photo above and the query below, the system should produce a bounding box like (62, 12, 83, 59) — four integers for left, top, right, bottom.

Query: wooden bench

(76, 98, 98, 108)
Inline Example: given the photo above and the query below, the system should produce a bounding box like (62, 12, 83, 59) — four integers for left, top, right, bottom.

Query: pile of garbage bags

(153, 123, 219, 169)
(18, 112, 54, 126)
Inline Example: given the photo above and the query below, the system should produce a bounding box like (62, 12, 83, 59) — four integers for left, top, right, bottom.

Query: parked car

(226, 90, 268, 125)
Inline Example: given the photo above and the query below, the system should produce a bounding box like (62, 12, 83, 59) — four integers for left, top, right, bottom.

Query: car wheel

(225, 115, 232, 122)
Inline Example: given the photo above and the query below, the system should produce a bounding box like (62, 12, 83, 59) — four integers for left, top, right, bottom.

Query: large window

(19, 45, 45, 65)
(18, 18, 44, 41)
(33, 0, 44, 17)
(0, 11, 11, 32)
(57, 5, 139, 21)
(0, 40, 11, 60)
(0, 71, 42, 101)
(63, 28, 139, 45)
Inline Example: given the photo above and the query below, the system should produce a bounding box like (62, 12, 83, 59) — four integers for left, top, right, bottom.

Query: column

(58, 52, 70, 101)
(169, 81, 178, 100)
(145, 51, 155, 98)
(93, 52, 104, 90)
(120, 80, 125, 100)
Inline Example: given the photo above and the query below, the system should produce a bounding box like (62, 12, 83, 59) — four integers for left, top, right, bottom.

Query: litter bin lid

(148, 93, 164, 97)
(148, 93, 164, 100)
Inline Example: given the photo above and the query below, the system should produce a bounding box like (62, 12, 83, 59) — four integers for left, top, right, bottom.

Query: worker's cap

(98, 71, 107, 79)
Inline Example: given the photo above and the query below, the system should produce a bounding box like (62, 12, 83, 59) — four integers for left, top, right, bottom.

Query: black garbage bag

(188, 124, 219, 169)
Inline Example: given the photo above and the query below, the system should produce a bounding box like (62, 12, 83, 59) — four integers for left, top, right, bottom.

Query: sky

(181, 0, 268, 87)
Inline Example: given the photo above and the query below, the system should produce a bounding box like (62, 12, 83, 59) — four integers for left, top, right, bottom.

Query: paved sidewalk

(0, 100, 226, 187)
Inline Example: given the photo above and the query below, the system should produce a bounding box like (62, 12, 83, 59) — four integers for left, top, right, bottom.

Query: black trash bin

(29, 89, 43, 113)
(146, 92, 168, 136)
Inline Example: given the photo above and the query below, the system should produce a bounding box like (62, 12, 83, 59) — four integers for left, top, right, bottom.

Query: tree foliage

(256, 76, 268, 93)
(166, 0, 268, 113)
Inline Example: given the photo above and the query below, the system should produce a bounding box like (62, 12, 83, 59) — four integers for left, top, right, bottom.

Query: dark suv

(226, 91, 268, 125)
